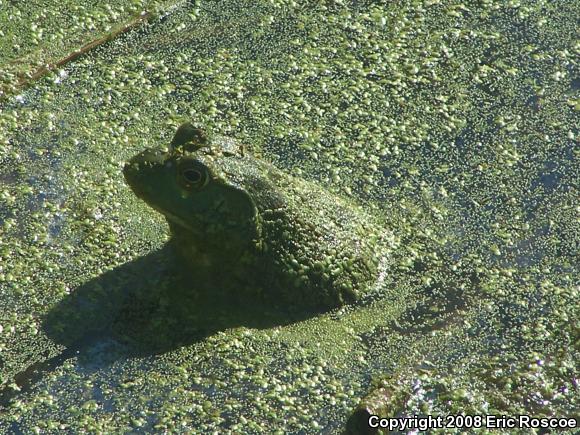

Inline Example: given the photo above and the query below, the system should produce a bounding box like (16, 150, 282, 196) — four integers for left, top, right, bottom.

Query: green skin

(124, 122, 395, 312)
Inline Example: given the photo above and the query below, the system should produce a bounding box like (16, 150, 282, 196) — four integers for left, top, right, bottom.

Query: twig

(1, 11, 153, 100)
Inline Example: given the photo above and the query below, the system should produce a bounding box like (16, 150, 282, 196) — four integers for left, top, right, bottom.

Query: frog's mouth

(137, 198, 204, 236)
(123, 162, 204, 236)
(156, 207, 202, 235)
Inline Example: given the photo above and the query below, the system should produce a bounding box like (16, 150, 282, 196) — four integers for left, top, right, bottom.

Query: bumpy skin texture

(124, 122, 395, 311)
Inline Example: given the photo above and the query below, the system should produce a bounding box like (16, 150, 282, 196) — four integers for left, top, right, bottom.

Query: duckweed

(1, 0, 578, 433)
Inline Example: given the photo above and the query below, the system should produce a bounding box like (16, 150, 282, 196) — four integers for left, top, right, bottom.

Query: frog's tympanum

(124, 122, 395, 312)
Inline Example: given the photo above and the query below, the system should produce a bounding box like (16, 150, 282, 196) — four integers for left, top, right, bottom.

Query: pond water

(0, 0, 577, 433)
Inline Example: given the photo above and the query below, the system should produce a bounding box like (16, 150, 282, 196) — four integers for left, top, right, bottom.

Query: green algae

(0, 0, 578, 433)
(0, 0, 172, 99)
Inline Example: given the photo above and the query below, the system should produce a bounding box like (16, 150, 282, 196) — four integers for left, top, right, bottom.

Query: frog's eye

(178, 161, 209, 190)
(183, 168, 203, 184)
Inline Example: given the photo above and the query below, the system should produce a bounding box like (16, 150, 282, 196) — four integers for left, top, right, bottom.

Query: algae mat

(0, 0, 578, 433)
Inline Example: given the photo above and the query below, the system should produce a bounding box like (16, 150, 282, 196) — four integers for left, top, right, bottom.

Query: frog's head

(123, 123, 260, 246)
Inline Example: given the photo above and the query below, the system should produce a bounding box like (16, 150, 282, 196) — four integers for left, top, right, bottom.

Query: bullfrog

(123, 122, 396, 312)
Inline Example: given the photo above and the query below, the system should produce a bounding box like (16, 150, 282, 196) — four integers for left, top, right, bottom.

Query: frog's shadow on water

(43, 242, 313, 364)
(0, 244, 313, 408)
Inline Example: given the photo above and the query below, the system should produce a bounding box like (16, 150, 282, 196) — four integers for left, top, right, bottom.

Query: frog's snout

(123, 148, 168, 189)
(127, 148, 167, 167)
(124, 148, 164, 172)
